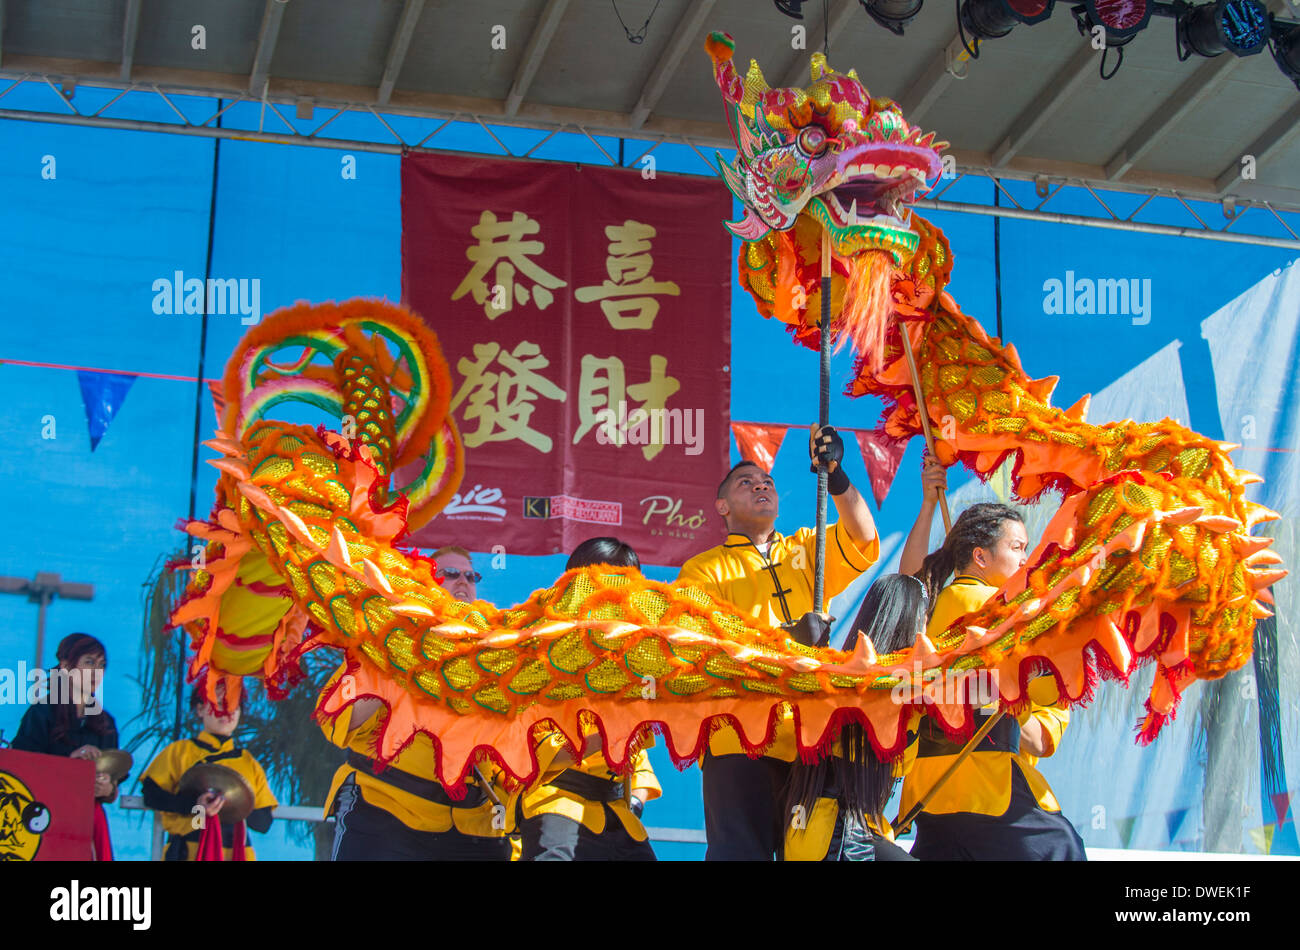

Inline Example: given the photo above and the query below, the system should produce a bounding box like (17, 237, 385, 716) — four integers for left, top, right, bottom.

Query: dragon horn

(705, 32, 742, 103)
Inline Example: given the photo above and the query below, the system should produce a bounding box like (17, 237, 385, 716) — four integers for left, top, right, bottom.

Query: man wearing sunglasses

(432, 546, 483, 602)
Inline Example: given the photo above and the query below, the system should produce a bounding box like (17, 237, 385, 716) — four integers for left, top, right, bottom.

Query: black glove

(810, 425, 851, 495)
(781, 611, 833, 649)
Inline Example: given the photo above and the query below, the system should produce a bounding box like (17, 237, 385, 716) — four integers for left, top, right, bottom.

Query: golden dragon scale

(169, 40, 1285, 794)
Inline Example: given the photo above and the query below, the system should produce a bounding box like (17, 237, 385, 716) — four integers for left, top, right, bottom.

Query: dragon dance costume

(166, 34, 1285, 861)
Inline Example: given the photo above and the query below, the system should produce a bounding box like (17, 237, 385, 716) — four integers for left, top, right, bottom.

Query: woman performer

(783, 574, 923, 861)
(898, 455, 1086, 860)
(12, 633, 120, 860)
(141, 685, 277, 860)
(517, 537, 662, 861)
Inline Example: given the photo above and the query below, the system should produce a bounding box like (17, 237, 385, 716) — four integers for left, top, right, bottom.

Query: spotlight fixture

(1178, 0, 1271, 57)
(774, 0, 809, 17)
(1082, 0, 1153, 39)
(1272, 21, 1300, 88)
(860, 0, 926, 35)
(959, 0, 1055, 40)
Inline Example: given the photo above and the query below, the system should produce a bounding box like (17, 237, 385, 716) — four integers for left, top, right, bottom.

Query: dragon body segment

(170, 38, 1284, 794)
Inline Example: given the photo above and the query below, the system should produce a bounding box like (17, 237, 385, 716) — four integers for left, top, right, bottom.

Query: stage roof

(2, 0, 1299, 217)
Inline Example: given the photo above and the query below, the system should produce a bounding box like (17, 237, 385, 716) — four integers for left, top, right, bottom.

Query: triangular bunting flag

(1270, 790, 1293, 827)
(732, 422, 788, 473)
(855, 427, 909, 507)
(76, 370, 136, 451)
(1247, 823, 1276, 855)
(1116, 815, 1137, 849)
(209, 380, 227, 424)
(1165, 807, 1190, 843)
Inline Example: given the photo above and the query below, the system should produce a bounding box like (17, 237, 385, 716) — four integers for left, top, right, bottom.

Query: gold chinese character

(573, 353, 681, 461)
(452, 211, 568, 319)
(451, 340, 567, 453)
(574, 220, 680, 330)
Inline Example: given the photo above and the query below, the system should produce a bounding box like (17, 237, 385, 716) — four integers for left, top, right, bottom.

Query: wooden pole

(893, 710, 1006, 835)
(899, 325, 952, 533)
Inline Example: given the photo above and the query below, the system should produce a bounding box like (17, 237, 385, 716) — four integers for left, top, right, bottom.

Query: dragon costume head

(707, 32, 949, 370)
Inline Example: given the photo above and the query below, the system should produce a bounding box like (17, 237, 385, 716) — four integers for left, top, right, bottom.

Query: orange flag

(731, 422, 789, 473)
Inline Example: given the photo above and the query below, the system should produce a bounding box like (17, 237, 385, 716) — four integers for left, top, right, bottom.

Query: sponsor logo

(523, 494, 622, 526)
(442, 484, 507, 521)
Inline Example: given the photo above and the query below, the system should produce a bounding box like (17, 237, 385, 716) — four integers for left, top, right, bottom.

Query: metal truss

(1, 72, 1298, 251)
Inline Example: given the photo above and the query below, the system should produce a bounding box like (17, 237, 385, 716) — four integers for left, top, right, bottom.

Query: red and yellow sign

(0, 748, 92, 861)
(401, 153, 731, 565)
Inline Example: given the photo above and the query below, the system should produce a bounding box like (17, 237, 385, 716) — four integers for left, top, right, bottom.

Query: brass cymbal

(95, 749, 133, 784)
(177, 763, 255, 825)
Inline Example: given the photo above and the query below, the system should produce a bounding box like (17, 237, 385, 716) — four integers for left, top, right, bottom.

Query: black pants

(519, 809, 657, 861)
(701, 752, 791, 861)
(330, 778, 510, 861)
(824, 814, 918, 862)
(911, 766, 1087, 861)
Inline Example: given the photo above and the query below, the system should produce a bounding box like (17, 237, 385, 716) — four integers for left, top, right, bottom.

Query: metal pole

(34, 591, 51, 669)
(813, 228, 832, 613)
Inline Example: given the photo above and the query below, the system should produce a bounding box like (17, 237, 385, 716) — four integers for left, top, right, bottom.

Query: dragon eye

(797, 126, 827, 156)
(23, 802, 50, 834)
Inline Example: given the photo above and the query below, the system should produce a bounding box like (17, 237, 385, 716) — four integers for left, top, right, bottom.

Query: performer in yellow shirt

(519, 538, 662, 860)
(677, 425, 880, 860)
(898, 458, 1086, 860)
(141, 685, 278, 861)
(784, 574, 924, 861)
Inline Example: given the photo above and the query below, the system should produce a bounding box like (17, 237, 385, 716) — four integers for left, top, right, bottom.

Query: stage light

(860, 0, 926, 35)
(1178, 0, 1271, 57)
(959, 0, 1055, 42)
(774, 0, 809, 17)
(1270, 21, 1300, 87)
(1082, 0, 1153, 39)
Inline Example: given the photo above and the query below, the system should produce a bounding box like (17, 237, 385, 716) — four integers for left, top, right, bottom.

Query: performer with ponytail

(784, 574, 923, 861)
(517, 537, 662, 861)
(898, 460, 1086, 860)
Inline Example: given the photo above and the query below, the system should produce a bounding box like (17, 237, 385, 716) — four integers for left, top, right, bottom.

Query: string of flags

(731, 420, 909, 507)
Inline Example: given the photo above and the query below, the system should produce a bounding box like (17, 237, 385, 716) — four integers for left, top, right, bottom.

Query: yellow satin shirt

(677, 523, 880, 759)
(521, 721, 662, 839)
(141, 730, 278, 860)
(318, 667, 511, 837)
(900, 576, 1069, 818)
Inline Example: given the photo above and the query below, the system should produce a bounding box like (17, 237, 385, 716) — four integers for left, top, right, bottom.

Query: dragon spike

(1218, 441, 1242, 453)
(1245, 501, 1282, 527)
(236, 480, 275, 511)
(1252, 602, 1275, 619)
(912, 634, 941, 667)
(1234, 469, 1264, 485)
(362, 558, 393, 595)
(1156, 506, 1204, 526)
(276, 505, 314, 543)
(1255, 585, 1275, 605)
(917, 131, 935, 147)
(958, 625, 997, 653)
(1231, 533, 1273, 556)
(1245, 548, 1284, 567)
(203, 437, 245, 456)
(1064, 394, 1090, 422)
(933, 139, 951, 152)
(846, 67, 860, 81)
(326, 525, 352, 568)
(850, 631, 878, 668)
(746, 58, 771, 97)
(215, 508, 242, 534)
(1194, 513, 1243, 534)
(207, 457, 251, 480)
(391, 601, 435, 618)
(1248, 568, 1287, 590)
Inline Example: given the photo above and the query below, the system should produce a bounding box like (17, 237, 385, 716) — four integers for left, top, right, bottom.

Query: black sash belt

(546, 770, 625, 802)
(346, 751, 488, 807)
(916, 711, 1021, 758)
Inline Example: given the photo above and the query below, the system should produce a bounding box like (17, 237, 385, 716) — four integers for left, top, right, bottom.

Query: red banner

(401, 154, 731, 566)
(0, 748, 93, 860)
